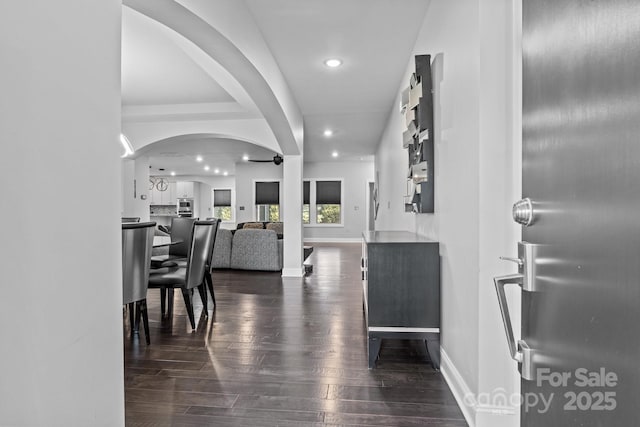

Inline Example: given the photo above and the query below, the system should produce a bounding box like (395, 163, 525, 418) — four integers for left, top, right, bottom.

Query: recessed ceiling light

(223, 171, 228, 176)
(323, 129, 333, 137)
(332, 151, 339, 158)
(324, 58, 342, 68)
(204, 165, 210, 171)
(196, 155, 203, 162)
(170, 171, 176, 176)
(214, 168, 220, 174)
(242, 154, 249, 161)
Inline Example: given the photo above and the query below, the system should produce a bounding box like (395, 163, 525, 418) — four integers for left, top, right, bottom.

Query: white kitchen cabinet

(159, 181, 176, 205)
(166, 181, 176, 204)
(149, 178, 177, 205)
(148, 178, 156, 205)
(176, 181, 194, 198)
(149, 187, 157, 205)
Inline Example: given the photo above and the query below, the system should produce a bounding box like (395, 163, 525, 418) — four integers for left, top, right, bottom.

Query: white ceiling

(122, 8, 234, 106)
(139, 135, 280, 176)
(121, 0, 430, 175)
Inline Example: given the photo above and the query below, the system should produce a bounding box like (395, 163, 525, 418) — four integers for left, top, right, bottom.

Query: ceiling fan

(248, 154, 283, 165)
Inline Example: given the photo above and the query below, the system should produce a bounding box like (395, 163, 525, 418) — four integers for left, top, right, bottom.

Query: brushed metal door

(520, 1, 640, 425)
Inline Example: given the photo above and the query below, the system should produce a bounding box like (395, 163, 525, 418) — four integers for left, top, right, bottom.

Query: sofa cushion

(241, 222, 265, 229)
(265, 222, 283, 235)
(212, 228, 232, 269)
(230, 229, 282, 271)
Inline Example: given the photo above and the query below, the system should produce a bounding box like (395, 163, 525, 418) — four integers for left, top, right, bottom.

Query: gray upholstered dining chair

(150, 217, 197, 266)
(122, 221, 156, 345)
(148, 220, 216, 330)
(203, 218, 222, 309)
(151, 217, 197, 314)
(164, 218, 221, 313)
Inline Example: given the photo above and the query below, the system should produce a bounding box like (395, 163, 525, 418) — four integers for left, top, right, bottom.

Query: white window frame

(304, 178, 344, 228)
(252, 179, 282, 222)
(212, 188, 235, 223)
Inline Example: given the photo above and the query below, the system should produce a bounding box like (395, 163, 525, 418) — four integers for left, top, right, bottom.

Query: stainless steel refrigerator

(495, 1, 640, 425)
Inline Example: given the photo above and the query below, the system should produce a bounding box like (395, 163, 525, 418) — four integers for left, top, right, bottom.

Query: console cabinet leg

(368, 336, 382, 369)
(425, 338, 441, 371)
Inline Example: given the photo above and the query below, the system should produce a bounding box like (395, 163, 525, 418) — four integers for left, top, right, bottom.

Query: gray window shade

(303, 181, 310, 204)
(214, 189, 231, 206)
(255, 181, 280, 204)
(316, 181, 341, 204)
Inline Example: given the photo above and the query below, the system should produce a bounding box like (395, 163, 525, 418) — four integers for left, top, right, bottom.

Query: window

(315, 181, 341, 224)
(255, 181, 280, 221)
(302, 181, 310, 224)
(302, 179, 343, 226)
(213, 189, 232, 221)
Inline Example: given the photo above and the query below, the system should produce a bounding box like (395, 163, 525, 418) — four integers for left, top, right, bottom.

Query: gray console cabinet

(362, 231, 440, 369)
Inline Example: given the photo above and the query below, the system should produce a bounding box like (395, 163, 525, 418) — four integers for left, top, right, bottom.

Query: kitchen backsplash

(150, 205, 177, 216)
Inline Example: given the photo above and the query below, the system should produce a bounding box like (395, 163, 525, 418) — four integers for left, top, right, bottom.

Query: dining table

(152, 236, 183, 248)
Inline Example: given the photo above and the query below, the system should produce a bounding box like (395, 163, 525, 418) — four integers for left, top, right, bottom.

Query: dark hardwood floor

(124, 242, 467, 427)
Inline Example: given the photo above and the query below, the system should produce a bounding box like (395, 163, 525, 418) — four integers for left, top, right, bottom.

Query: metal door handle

(494, 273, 535, 380)
(494, 274, 523, 363)
(499, 256, 523, 266)
(512, 198, 535, 226)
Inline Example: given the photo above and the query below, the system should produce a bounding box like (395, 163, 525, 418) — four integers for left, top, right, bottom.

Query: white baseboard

(440, 348, 477, 427)
(303, 237, 361, 243)
(440, 348, 519, 427)
(475, 408, 518, 427)
(281, 267, 305, 277)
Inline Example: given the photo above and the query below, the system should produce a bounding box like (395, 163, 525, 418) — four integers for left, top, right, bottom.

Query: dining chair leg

(160, 288, 167, 317)
(205, 272, 216, 308)
(197, 284, 208, 316)
(140, 299, 150, 345)
(181, 288, 196, 330)
(128, 302, 136, 335)
(134, 301, 142, 333)
(167, 288, 174, 317)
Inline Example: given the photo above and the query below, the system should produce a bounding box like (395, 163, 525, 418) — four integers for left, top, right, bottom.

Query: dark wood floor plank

(185, 405, 325, 423)
(324, 412, 470, 427)
(127, 374, 329, 399)
(124, 243, 467, 426)
(327, 384, 458, 405)
(126, 389, 238, 408)
(231, 394, 463, 420)
(125, 401, 190, 416)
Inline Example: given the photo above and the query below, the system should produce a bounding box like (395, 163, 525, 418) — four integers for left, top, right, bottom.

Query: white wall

(198, 181, 213, 219)
(192, 176, 236, 224)
(122, 159, 134, 215)
(122, 156, 151, 221)
(475, 1, 522, 426)
(375, 1, 521, 426)
(377, 0, 481, 395)
(0, 1, 124, 425)
(304, 161, 374, 241)
(192, 181, 201, 220)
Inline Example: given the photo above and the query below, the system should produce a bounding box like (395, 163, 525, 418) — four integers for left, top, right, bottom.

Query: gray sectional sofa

(212, 228, 283, 271)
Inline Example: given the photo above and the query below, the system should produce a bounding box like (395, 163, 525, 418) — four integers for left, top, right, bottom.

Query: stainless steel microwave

(177, 199, 193, 215)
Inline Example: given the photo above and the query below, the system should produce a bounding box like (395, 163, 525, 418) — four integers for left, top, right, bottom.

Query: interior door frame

(511, 0, 524, 423)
